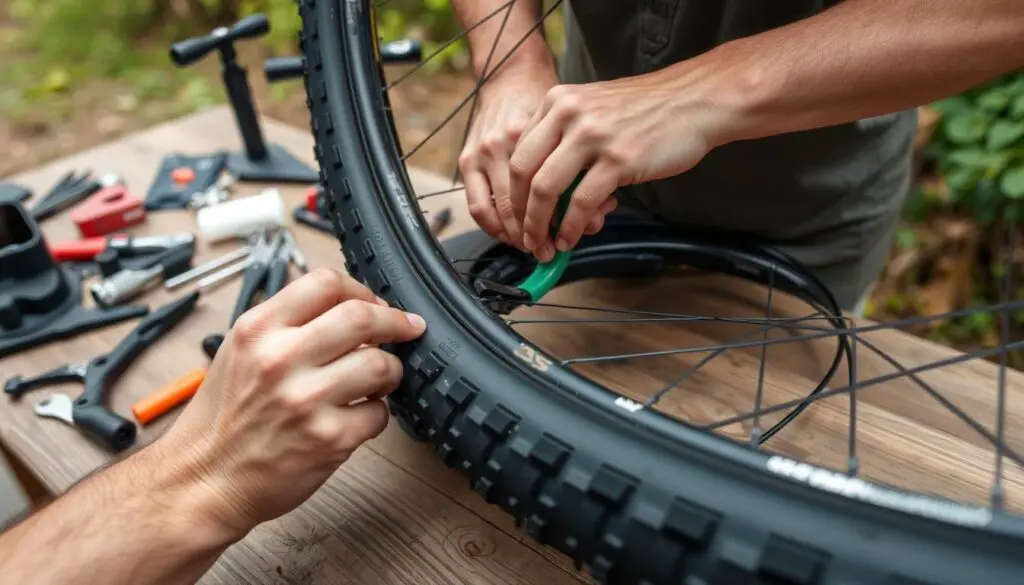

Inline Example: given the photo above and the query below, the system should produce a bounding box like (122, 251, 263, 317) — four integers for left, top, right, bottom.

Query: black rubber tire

(297, 2, 1024, 583)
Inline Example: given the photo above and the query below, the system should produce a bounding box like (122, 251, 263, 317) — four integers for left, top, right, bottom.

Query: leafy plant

(927, 72, 1024, 224)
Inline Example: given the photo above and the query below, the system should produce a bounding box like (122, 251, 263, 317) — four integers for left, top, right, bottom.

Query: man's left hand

(506, 67, 736, 262)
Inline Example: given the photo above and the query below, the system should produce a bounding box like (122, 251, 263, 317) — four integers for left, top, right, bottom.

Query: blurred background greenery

(0, 0, 1021, 360)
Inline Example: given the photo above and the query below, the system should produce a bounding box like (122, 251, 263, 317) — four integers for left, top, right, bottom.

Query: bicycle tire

(297, 2, 1024, 583)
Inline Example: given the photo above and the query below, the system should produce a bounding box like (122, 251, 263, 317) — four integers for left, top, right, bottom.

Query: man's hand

(0, 269, 426, 585)
(458, 65, 558, 247)
(163, 268, 426, 538)
(507, 70, 731, 262)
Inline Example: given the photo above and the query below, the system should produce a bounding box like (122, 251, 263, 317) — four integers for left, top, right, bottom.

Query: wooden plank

(3, 104, 1024, 585)
(0, 106, 584, 585)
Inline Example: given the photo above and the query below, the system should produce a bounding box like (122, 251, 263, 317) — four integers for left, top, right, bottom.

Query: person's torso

(562, 0, 917, 239)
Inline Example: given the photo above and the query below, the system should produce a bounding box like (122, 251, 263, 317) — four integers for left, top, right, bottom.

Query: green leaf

(1000, 165, 1024, 199)
(946, 148, 993, 167)
(978, 88, 1011, 113)
(945, 111, 990, 145)
(1011, 94, 1024, 120)
(931, 95, 972, 116)
(945, 165, 983, 199)
(987, 120, 1024, 150)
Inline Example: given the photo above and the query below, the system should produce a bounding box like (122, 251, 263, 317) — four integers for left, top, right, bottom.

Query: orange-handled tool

(132, 367, 206, 425)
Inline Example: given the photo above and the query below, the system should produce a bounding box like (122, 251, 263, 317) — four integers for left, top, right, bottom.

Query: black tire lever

(4, 291, 200, 452)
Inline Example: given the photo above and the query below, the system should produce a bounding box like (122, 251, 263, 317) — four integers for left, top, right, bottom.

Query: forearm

(0, 440, 237, 585)
(451, 0, 554, 79)
(697, 0, 1024, 145)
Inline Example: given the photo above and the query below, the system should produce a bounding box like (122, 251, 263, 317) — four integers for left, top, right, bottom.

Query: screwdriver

(132, 368, 206, 425)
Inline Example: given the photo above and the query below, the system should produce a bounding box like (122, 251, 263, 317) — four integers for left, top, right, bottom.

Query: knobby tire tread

(296, 2, 1024, 584)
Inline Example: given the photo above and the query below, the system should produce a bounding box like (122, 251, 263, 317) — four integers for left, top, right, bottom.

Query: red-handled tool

(49, 233, 196, 262)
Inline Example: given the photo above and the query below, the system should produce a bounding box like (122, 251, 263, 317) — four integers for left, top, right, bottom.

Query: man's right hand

(157, 268, 426, 540)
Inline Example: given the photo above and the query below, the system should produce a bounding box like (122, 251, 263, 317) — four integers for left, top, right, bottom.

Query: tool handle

(265, 257, 289, 298)
(47, 236, 107, 262)
(265, 56, 303, 82)
(231, 14, 269, 40)
(516, 175, 581, 301)
(32, 177, 102, 221)
(170, 35, 220, 67)
(132, 368, 206, 425)
(73, 404, 137, 452)
(229, 262, 265, 325)
(82, 291, 200, 406)
(4, 364, 85, 399)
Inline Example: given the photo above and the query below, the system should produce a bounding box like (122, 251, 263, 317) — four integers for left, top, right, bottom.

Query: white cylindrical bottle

(197, 188, 285, 242)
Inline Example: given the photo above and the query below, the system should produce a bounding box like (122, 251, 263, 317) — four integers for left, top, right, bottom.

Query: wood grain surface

(1, 106, 1022, 585)
(0, 107, 588, 585)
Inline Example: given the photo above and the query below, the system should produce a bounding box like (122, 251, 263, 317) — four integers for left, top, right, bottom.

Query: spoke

(641, 312, 824, 409)
(385, 1, 516, 90)
(848, 327, 860, 476)
(519, 300, 839, 328)
(848, 334, 1024, 471)
(399, 0, 564, 162)
(564, 299, 1024, 365)
(451, 0, 519, 186)
(509, 314, 833, 329)
(417, 185, 467, 200)
(993, 225, 1015, 509)
(750, 266, 776, 446)
(703, 338, 1024, 449)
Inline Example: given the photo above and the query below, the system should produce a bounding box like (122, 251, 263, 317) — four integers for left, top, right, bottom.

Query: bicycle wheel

(296, 2, 1024, 583)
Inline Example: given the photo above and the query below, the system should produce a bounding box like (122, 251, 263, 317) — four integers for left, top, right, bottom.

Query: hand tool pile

(0, 10, 454, 454)
(1, 162, 323, 454)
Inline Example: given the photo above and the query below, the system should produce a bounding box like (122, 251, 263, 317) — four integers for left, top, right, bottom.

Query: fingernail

(538, 245, 554, 263)
(556, 238, 569, 252)
(522, 233, 536, 251)
(406, 313, 426, 328)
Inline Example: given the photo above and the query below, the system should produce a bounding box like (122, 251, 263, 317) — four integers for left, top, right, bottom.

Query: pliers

(229, 230, 289, 325)
(202, 230, 292, 357)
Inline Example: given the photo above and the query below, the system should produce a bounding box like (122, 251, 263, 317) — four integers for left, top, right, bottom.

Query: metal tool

(34, 393, 75, 425)
(90, 243, 195, 307)
(189, 172, 236, 209)
(281, 229, 308, 273)
(164, 245, 252, 289)
(146, 151, 228, 210)
(4, 291, 200, 452)
(202, 230, 290, 358)
(32, 171, 123, 222)
(50, 232, 196, 262)
(227, 230, 286, 325)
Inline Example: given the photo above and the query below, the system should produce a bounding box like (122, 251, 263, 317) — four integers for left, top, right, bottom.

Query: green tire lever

(515, 173, 582, 302)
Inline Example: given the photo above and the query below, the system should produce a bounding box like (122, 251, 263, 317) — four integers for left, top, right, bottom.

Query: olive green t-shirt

(559, 0, 916, 253)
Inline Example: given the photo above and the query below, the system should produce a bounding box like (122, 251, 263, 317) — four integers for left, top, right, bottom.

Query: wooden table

(0, 106, 590, 585)
(3, 106, 1024, 585)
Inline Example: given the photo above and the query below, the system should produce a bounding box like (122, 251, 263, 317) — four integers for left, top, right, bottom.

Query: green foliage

(927, 72, 1024, 224)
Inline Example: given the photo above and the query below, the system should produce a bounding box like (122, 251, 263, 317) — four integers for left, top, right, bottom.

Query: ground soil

(0, 44, 475, 181)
